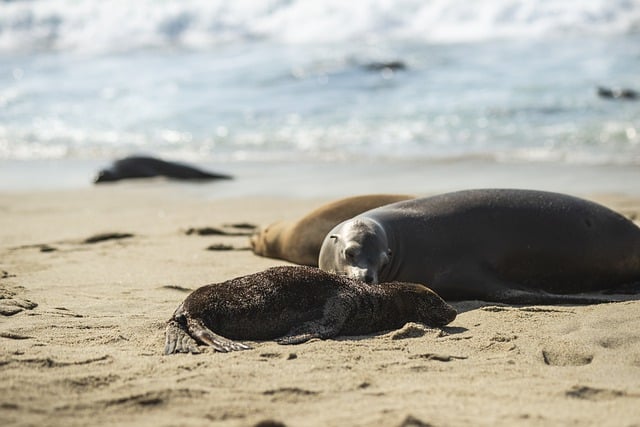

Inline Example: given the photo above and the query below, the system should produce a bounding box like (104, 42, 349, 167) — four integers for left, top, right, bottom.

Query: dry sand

(1, 185, 640, 427)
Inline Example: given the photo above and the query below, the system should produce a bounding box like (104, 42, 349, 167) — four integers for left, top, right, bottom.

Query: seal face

(94, 155, 232, 183)
(321, 218, 391, 284)
(319, 189, 640, 304)
(250, 194, 413, 266)
(164, 266, 456, 354)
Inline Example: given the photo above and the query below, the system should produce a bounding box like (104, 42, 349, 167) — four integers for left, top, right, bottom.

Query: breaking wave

(1, 0, 639, 53)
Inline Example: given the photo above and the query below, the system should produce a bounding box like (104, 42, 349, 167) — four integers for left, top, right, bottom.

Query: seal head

(250, 194, 413, 266)
(249, 221, 289, 261)
(319, 218, 391, 284)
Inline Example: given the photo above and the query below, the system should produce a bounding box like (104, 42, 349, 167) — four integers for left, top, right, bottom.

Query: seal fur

(164, 266, 456, 354)
(319, 189, 640, 304)
(250, 194, 412, 266)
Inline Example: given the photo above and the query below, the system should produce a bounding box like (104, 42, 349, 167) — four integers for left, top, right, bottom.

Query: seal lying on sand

(250, 194, 413, 266)
(164, 266, 456, 354)
(94, 155, 232, 183)
(319, 189, 640, 305)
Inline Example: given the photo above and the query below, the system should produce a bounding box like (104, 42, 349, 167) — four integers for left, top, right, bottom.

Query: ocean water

(1, 0, 639, 195)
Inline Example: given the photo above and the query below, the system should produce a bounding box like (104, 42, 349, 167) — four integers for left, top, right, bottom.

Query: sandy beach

(3, 1, 640, 425)
(1, 184, 639, 427)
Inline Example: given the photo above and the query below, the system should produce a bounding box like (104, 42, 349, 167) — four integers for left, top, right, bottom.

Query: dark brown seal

(94, 155, 232, 183)
(164, 266, 456, 354)
(597, 86, 638, 100)
(319, 189, 640, 304)
(250, 194, 413, 266)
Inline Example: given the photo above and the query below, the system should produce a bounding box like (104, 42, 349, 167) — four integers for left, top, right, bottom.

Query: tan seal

(250, 194, 413, 266)
(164, 266, 456, 354)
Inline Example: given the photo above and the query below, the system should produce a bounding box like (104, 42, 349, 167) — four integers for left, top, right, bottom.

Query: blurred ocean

(1, 0, 639, 194)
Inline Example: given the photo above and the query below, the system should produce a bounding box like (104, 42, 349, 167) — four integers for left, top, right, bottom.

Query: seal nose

(347, 267, 375, 284)
(364, 271, 379, 284)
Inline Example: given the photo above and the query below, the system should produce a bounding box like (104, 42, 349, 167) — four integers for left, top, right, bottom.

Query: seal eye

(344, 246, 359, 261)
(380, 251, 391, 268)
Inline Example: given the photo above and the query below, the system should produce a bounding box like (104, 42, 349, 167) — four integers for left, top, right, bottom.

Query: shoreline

(2, 158, 640, 198)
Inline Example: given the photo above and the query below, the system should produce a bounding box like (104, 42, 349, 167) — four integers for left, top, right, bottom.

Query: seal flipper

(186, 317, 252, 352)
(276, 294, 351, 345)
(433, 262, 616, 305)
(275, 321, 341, 345)
(164, 319, 201, 355)
(485, 287, 615, 305)
(444, 269, 615, 305)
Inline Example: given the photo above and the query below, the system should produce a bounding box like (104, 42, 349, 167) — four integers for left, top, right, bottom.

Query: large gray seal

(250, 194, 413, 266)
(319, 189, 640, 305)
(94, 155, 232, 183)
(164, 266, 456, 354)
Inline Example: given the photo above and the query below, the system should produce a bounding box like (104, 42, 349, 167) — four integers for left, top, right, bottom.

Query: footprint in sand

(399, 415, 434, 427)
(185, 223, 257, 237)
(541, 342, 594, 366)
(10, 232, 135, 254)
(0, 299, 37, 316)
(96, 388, 208, 410)
(184, 224, 256, 251)
(160, 285, 192, 292)
(206, 243, 250, 251)
(262, 387, 318, 403)
(0, 284, 37, 316)
(62, 374, 120, 391)
(596, 334, 640, 349)
(82, 233, 134, 244)
(565, 385, 629, 400)
(390, 322, 440, 340)
(253, 420, 287, 427)
(1, 271, 16, 279)
(409, 353, 468, 362)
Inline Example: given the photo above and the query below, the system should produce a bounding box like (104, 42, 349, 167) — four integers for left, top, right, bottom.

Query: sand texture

(1, 186, 640, 427)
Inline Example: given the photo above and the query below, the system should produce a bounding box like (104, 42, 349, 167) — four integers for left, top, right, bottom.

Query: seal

(94, 155, 232, 183)
(164, 266, 456, 354)
(250, 194, 413, 266)
(597, 86, 638, 100)
(319, 189, 640, 304)
(362, 61, 407, 72)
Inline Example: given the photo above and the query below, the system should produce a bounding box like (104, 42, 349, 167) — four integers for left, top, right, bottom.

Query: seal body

(164, 266, 456, 354)
(250, 194, 413, 266)
(319, 189, 640, 304)
(94, 155, 232, 183)
(597, 86, 638, 100)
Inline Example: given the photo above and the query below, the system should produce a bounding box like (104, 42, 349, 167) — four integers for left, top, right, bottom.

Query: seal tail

(186, 317, 252, 352)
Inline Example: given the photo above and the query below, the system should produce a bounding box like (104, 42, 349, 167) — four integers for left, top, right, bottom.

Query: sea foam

(1, 0, 639, 53)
